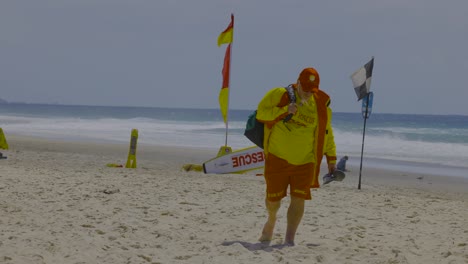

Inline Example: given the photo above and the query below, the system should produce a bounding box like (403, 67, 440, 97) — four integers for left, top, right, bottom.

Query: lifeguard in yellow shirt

(256, 67, 337, 246)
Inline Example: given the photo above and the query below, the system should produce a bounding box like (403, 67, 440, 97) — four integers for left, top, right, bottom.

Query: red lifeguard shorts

(264, 153, 315, 201)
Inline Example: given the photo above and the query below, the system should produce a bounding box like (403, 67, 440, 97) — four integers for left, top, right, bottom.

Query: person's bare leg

(284, 196, 305, 246)
(259, 199, 281, 242)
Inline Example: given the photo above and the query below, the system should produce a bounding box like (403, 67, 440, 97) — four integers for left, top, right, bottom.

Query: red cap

(298, 68, 320, 93)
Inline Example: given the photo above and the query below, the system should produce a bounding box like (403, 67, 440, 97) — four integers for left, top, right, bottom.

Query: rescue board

(203, 145, 265, 174)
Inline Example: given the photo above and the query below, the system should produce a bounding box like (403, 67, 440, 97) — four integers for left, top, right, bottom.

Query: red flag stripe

(221, 44, 231, 89)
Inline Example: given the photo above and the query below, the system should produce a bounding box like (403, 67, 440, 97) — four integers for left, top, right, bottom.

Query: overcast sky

(1, 0, 467, 115)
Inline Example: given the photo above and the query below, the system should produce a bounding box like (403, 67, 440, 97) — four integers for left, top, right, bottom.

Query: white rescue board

(203, 145, 265, 174)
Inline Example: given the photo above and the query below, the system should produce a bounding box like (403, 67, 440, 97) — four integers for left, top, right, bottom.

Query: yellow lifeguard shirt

(268, 95, 318, 165)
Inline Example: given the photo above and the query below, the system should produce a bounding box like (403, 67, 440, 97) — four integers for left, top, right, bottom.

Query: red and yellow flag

(218, 14, 234, 123)
(219, 44, 231, 123)
(217, 14, 234, 47)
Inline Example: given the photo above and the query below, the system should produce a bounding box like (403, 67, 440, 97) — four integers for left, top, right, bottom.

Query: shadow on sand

(221, 240, 294, 252)
(221, 240, 321, 252)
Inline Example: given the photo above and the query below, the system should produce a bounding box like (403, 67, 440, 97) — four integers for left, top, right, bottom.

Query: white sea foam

(1, 114, 468, 176)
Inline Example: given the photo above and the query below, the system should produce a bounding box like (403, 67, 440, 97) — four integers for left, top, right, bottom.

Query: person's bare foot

(259, 219, 275, 242)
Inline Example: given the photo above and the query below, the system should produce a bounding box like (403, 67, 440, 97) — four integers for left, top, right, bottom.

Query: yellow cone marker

(126, 129, 138, 168)
(0, 128, 9, 150)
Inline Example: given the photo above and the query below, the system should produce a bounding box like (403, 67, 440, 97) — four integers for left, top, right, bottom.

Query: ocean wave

(1, 107, 468, 171)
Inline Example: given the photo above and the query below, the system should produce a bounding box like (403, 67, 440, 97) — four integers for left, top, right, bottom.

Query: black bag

(244, 86, 296, 149)
(244, 110, 265, 148)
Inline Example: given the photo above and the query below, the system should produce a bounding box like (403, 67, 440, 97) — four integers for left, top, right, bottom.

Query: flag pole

(358, 94, 370, 190)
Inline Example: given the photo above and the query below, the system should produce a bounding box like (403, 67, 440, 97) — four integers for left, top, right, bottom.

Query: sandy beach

(1, 135, 467, 264)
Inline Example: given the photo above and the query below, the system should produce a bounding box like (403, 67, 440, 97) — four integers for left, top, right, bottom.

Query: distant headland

(0, 98, 30, 104)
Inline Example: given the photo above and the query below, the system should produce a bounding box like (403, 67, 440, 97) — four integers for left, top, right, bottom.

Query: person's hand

(328, 163, 336, 174)
(288, 103, 298, 115)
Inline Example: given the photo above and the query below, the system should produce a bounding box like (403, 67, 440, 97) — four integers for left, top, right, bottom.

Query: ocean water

(1, 103, 467, 177)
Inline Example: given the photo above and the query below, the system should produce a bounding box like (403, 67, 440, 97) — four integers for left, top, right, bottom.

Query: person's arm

(324, 104, 337, 173)
(256, 87, 290, 127)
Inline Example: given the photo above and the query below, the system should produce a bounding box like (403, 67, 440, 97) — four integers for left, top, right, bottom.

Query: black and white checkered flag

(351, 57, 374, 101)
